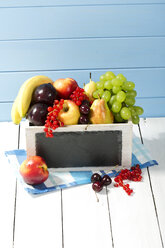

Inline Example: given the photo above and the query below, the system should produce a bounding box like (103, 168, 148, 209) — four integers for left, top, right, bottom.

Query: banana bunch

(11, 75, 53, 124)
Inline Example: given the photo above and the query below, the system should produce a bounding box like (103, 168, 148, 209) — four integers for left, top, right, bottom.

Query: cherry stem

(95, 191, 99, 202)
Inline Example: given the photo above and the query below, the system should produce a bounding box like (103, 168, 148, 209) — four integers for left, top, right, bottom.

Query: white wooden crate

(25, 121, 133, 171)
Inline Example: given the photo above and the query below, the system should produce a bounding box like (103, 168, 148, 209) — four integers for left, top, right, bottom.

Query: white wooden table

(0, 118, 165, 248)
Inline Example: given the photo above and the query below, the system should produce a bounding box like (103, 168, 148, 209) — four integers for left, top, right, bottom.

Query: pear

(84, 79, 97, 101)
(90, 99, 114, 124)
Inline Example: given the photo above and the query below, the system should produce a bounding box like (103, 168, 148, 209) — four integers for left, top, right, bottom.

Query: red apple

(58, 100, 80, 125)
(53, 78, 78, 99)
(20, 156, 49, 185)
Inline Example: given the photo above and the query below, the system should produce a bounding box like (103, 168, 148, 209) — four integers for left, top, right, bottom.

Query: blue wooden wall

(0, 0, 165, 121)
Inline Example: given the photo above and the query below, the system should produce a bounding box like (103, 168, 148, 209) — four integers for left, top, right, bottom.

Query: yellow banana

(17, 75, 53, 118)
(11, 96, 22, 125)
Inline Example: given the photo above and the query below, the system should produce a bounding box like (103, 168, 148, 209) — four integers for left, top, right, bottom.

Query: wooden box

(25, 121, 133, 171)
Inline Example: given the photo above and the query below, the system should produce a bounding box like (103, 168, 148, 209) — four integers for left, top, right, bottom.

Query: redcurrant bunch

(114, 164, 142, 195)
(44, 99, 64, 137)
(70, 86, 89, 106)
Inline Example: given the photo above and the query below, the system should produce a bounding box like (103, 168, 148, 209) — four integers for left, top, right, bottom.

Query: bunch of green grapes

(93, 71, 144, 124)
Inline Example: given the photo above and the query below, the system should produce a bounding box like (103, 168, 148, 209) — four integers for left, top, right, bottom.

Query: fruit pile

(11, 72, 144, 136)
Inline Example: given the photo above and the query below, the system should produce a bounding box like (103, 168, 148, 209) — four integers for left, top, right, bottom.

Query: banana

(17, 75, 53, 118)
(11, 96, 22, 125)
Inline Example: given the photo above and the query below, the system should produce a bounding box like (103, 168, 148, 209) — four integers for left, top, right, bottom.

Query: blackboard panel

(35, 131, 122, 168)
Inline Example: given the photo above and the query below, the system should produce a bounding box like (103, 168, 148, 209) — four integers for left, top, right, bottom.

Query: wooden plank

(0, 102, 13, 122)
(106, 121, 163, 248)
(135, 97, 165, 117)
(62, 184, 113, 248)
(0, 0, 165, 7)
(139, 117, 165, 245)
(0, 122, 19, 248)
(1, 68, 165, 102)
(0, 5, 164, 40)
(13, 120, 63, 248)
(0, 37, 165, 72)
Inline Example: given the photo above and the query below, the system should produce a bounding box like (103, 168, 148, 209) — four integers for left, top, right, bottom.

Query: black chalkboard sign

(35, 130, 122, 169)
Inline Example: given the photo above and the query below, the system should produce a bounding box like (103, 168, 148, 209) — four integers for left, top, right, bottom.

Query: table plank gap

(106, 187, 114, 248)
(0, 122, 19, 248)
(106, 119, 163, 248)
(13, 121, 63, 248)
(62, 184, 113, 248)
(139, 117, 165, 247)
(139, 119, 164, 248)
(61, 189, 64, 248)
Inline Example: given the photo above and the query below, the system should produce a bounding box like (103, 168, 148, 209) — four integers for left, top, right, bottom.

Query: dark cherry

(92, 181, 103, 192)
(79, 114, 89, 124)
(101, 175, 112, 186)
(79, 104, 90, 115)
(81, 99, 90, 106)
(91, 173, 102, 183)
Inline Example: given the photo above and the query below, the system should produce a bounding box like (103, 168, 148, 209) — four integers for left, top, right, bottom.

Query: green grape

(93, 89, 104, 99)
(101, 90, 111, 102)
(114, 112, 125, 123)
(112, 86, 121, 94)
(96, 81, 104, 89)
(116, 73, 127, 82)
(122, 81, 135, 91)
(126, 90, 137, 98)
(109, 95, 116, 106)
(128, 106, 137, 116)
(100, 74, 107, 82)
(132, 115, 140, 124)
(104, 80, 113, 90)
(116, 91, 126, 102)
(120, 107, 131, 120)
(105, 71, 116, 80)
(125, 96, 135, 106)
(134, 106, 144, 116)
(112, 101, 122, 113)
(111, 78, 123, 87)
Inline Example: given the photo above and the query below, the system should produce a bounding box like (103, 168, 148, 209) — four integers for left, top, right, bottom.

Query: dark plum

(79, 115, 89, 124)
(32, 83, 57, 106)
(27, 103, 48, 126)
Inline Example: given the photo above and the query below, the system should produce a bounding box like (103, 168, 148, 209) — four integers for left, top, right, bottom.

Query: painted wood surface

(0, 1, 165, 121)
(0, 118, 164, 247)
(13, 121, 63, 248)
(0, 0, 165, 7)
(0, 5, 165, 40)
(1, 38, 165, 72)
(0, 123, 18, 248)
(140, 118, 165, 245)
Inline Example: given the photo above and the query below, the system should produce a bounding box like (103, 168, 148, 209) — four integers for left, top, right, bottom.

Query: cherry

(92, 181, 103, 192)
(91, 173, 102, 183)
(80, 104, 90, 115)
(101, 175, 112, 186)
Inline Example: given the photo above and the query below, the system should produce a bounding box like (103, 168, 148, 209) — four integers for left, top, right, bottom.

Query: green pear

(90, 99, 114, 124)
(84, 79, 97, 101)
